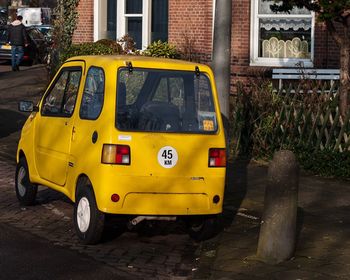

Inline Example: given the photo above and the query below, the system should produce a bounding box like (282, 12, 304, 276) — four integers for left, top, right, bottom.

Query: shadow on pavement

(221, 158, 250, 227)
(0, 108, 26, 138)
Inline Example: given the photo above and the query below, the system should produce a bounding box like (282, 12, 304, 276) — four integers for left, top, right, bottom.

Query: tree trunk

(212, 0, 232, 119)
(326, 20, 350, 117)
(339, 42, 350, 117)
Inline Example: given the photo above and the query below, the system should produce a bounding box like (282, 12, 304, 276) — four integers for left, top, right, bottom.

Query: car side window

(80, 67, 105, 120)
(28, 28, 44, 40)
(42, 68, 82, 117)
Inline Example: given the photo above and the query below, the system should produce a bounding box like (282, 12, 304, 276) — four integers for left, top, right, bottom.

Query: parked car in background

(34, 24, 52, 43)
(0, 25, 48, 64)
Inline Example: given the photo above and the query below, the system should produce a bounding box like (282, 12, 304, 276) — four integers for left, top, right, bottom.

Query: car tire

(187, 215, 220, 241)
(15, 157, 38, 206)
(74, 180, 105, 245)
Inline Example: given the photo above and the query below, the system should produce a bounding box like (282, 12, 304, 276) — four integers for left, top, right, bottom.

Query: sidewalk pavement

(194, 160, 350, 279)
(1, 64, 350, 279)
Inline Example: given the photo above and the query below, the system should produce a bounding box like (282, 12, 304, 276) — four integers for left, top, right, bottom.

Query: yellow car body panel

(17, 55, 226, 216)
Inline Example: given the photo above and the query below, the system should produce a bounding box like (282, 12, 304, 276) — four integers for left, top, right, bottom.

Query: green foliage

(143, 40, 181, 59)
(53, 0, 79, 50)
(117, 34, 140, 55)
(96, 39, 123, 54)
(267, 0, 350, 22)
(60, 42, 115, 62)
(294, 145, 350, 178)
(49, 0, 80, 76)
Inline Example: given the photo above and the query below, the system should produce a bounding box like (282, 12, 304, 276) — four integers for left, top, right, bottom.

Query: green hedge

(143, 40, 181, 59)
(294, 146, 350, 178)
(61, 42, 115, 62)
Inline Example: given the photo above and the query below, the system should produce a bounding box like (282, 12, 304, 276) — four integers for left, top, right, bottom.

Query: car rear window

(116, 68, 218, 133)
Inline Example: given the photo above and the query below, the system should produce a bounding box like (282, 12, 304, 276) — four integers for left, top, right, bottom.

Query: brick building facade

(73, 0, 340, 87)
(72, 0, 94, 43)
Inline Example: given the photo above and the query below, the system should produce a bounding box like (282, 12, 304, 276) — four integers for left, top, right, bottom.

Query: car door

(67, 66, 106, 180)
(34, 62, 83, 186)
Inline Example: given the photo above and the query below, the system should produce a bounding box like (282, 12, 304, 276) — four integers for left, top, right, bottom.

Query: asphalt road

(0, 223, 133, 280)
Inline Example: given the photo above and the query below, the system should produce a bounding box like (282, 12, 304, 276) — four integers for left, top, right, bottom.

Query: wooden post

(212, 0, 232, 119)
(257, 150, 299, 264)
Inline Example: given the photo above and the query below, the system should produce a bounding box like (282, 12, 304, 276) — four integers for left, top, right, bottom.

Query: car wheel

(74, 181, 105, 244)
(187, 215, 220, 241)
(15, 157, 38, 206)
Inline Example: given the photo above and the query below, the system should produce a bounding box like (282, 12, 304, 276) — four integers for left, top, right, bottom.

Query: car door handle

(71, 126, 76, 141)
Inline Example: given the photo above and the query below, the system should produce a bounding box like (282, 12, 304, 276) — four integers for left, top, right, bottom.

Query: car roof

(66, 55, 212, 72)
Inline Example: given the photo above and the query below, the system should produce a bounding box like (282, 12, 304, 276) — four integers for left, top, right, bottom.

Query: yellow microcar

(16, 55, 226, 244)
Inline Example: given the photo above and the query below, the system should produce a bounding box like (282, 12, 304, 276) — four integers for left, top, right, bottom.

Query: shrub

(96, 39, 123, 54)
(60, 42, 114, 62)
(294, 145, 350, 178)
(117, 34, 140, 54)
(230, 78, 350, 179)
(143, 40, 180, 59)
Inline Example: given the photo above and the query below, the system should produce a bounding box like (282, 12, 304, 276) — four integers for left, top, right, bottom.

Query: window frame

(94, 0, 151, 49)
(41, 66, 82, 118)
(117, 0, 150, 49)
(115, 67, 218, 134)
(79, 66, 106, 121)
(250, 0, 315, 67)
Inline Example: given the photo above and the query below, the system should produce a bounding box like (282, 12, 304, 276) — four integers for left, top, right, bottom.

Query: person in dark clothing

(7, 15, 28, 71)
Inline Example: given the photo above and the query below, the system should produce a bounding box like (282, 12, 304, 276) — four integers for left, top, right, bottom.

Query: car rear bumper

(0, 49, 11, 60)
(94, 174, 225, 215)
(0, 48, 32, 62)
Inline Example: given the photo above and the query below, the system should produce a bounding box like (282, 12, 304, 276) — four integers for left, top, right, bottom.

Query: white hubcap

(17, 166, 26, 197)
(77, 197, 91, 233)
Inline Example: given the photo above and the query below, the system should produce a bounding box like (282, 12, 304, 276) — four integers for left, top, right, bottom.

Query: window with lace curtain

(250, 0, 315, 67)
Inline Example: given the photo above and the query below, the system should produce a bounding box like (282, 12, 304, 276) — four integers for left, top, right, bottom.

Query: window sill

(250, 58, 314, 68)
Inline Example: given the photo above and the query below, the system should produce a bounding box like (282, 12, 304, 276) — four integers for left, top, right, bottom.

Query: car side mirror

(18, 101, 39, 112)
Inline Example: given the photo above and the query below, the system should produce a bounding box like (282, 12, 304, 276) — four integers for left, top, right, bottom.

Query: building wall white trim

(93, 0, 99, 42)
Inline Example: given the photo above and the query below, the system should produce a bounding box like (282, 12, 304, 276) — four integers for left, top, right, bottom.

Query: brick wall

(168, 0, 213, 62)
(169, 0, 340, 87)
(73, 0, 340, 83)
(231, 0, 251, 85)
(72, 0, 94, 43)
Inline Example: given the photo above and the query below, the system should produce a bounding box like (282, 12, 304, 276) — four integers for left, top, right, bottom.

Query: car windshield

(116, 68, 218, 133)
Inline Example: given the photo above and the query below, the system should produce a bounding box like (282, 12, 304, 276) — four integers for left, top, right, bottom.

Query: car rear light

(208, 148, 226, 167)
(111, 194, 120, 202)
(102, 144, 130, 165)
